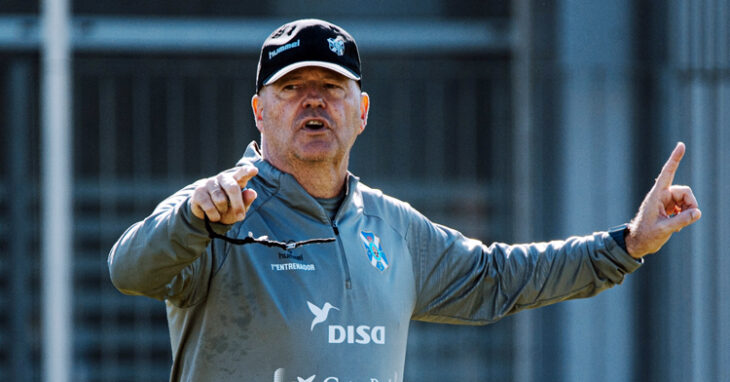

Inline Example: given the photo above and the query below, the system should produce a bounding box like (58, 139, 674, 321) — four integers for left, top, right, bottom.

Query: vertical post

(41, 0, 73, 381)
(557, 1, 635, 381)
(718, 58, 730, 382)
(8, 59, 33, 382)
(511, 0, 534, 381)
(689, 76, 713, 382)
(687, 0, 714, 373)
(718, 2, 730, 375)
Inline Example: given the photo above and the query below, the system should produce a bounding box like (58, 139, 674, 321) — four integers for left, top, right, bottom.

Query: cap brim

(262, 61, 361, 87)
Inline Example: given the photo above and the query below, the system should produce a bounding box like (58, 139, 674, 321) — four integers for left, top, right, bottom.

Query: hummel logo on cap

(256, 18, 362, 92)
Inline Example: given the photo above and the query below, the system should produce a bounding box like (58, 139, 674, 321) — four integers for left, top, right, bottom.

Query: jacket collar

(237, 141, 361, 223)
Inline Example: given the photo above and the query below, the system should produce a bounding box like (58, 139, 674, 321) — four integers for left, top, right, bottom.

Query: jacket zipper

(331, 221, 352, 289)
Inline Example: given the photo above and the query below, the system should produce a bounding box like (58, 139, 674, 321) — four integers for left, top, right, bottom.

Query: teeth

(306, 121, 324, 127)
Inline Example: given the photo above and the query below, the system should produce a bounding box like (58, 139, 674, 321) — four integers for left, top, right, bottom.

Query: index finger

(232, 165, 259, 188)
(655, 142, 685, 189)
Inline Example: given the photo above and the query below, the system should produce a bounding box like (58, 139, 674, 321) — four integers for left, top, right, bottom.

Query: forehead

(273, 66, 352, 84)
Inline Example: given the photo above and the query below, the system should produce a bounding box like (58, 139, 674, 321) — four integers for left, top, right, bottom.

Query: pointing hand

(625, 142, 701, 258)
(190, 165, 259, 225)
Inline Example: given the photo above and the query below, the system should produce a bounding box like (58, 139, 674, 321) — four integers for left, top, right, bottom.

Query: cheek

(349, 105, 365, 131)
(261, 104, 290, 129)
(339, 98, 361, 120)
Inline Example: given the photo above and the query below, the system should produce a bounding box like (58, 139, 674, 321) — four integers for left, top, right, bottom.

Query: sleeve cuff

(608, 224, 629, 253)
(605, 228, 644, 269)
(184, 197, 233, 236)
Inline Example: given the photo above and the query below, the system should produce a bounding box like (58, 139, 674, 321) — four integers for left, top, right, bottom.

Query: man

(108, 19, 701, 381)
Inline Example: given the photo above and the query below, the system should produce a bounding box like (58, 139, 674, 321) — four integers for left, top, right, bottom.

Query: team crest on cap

(360, 231, 389, 271)
(327, 36, 345, 56)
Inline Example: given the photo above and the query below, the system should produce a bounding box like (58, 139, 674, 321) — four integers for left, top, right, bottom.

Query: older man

(108, 19, 700, 381)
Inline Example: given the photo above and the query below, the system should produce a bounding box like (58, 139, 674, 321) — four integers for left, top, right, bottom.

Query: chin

(295, 152, 335, 163)
(295, 142, 338, 160)
(295, 147, 345, 164)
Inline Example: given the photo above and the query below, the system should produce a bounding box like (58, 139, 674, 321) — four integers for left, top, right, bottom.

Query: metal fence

(0, 47, 515, 381)
(4, 1, 728, 381)
(2, 55, 41, 382)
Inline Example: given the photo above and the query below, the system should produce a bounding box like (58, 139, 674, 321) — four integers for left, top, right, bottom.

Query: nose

(302, 86, 326, 109)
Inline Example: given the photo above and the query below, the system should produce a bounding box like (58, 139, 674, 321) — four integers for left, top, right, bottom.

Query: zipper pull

(332, 222, 340, 235)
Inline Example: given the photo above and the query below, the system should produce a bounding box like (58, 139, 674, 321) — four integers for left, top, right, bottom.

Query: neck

(266, 154, 349, 199)
(293, 163, 348, 198)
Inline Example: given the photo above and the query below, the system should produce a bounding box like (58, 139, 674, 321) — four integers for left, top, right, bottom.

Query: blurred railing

(0, 15, 516, 380)
(72, 53, 514, 382)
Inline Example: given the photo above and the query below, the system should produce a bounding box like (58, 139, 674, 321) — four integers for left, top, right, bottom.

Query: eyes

(281, 82, 343, 91)
(278, 81, 347, 99)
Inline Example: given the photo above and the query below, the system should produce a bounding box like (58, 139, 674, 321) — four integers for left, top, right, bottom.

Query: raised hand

(626, 142, 702, 258)
(190, 165, 259, 225)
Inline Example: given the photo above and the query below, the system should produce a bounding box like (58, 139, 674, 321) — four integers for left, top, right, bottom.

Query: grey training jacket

(108, 142, 642, 382)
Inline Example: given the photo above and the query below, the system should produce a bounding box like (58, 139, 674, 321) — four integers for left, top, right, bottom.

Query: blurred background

(1, 0, 728, 381)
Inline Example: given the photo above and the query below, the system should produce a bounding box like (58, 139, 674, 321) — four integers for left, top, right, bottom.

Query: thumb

(663, 208, 702, 232)
(242, 188, 257, 208)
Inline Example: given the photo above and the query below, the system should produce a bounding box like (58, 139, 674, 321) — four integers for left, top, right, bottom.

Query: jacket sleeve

(107, 181, 231, 307)
(409, 212, 642, 324)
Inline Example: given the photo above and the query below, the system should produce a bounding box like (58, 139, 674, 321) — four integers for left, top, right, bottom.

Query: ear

(251, 94, 264, 132)
(358, 92, 370, 133)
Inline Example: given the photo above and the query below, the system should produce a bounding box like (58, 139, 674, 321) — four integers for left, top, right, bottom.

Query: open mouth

(302, 119, 327, 131)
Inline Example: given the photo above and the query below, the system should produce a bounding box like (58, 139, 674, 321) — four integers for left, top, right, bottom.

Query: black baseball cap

(256, 19, 362, 92)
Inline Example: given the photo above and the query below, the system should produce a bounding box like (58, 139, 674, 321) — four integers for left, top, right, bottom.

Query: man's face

(252, 66, 369, 171)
